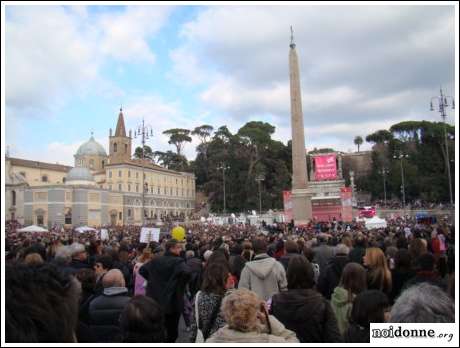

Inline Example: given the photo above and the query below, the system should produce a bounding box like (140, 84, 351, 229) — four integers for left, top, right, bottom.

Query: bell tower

(109, 107, 132, 163)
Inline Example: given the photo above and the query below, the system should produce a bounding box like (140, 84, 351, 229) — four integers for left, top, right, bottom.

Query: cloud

(170, 5, 455, 149)
(5, 5, 173, 119)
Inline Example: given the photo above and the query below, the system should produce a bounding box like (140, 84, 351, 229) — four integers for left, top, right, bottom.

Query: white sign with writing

(140, 227, 160, 243)
(100, 229, 109, 241)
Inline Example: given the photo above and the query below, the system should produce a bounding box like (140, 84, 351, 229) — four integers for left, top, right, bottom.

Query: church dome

(76, 136, 107, 157)
(66, 167, 95, 184)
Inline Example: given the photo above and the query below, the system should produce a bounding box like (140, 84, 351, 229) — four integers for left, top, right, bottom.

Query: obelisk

(289, 27, 312, 225)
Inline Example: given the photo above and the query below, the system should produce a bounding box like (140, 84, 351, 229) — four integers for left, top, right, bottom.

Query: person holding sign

(139, 239, 191, 342)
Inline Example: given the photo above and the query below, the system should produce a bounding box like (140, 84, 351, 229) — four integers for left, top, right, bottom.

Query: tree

(133, 145, 153, 160)
(154, 150, 189, 171)
(162, 128, 192, 155)
(191, 125, 214, 146)
(354, 136, 363, 152)
(365, 130, 393, 145)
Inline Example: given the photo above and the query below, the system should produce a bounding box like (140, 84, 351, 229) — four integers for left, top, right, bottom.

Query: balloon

(171, 226, 186, 241)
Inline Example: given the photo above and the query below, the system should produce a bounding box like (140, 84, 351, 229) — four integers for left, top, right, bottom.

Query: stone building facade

(6, 108, 196, 228)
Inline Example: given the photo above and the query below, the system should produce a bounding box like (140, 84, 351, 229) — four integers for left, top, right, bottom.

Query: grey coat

(238, 254, 287, 301)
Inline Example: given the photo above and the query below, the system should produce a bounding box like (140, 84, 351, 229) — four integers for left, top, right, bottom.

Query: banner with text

(340, 187, 353, 222)
(315, 154, 337, 181)
(283, 191, 293, 222)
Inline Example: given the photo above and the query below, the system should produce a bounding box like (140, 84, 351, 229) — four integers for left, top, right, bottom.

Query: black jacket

(390, 268, 416, 302)
(139, 252, 191, 314)
(186, 257, 203, 297)
(279, 253, 299, 271)
(271, 288, 342, 343)
(88, 287, 131, 342)
(344, 324, 369, 343)
(317, 254, 350, 299)
(349, 246, 366, 265)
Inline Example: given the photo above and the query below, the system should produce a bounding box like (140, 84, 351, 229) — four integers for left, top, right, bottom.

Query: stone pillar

(289, 38, 312, 225)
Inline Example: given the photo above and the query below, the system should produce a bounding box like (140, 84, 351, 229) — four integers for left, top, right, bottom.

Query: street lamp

(217, 163, 230, 214)
(393, 153, 409, 210)
(379, 167, 389, 207)
(255, 174, 265, 215)
(132, 118, 154, 226)
(430, 87, 455, 206)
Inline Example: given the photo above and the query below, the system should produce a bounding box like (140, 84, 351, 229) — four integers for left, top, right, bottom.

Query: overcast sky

(4, 4, 457, 166)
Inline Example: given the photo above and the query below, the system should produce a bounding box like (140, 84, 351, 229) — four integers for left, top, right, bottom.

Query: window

(102, 160, 105, 168)
(12, 190, 16, 206)
(41, 175, 48, 182)
(158, 187, 161, 194)
(20, 171, 26, 178)
(176, 179, 178, 184)
(125, 144, 128, 153)
(37, 215, 44, 226)
(151, 187, 154, 194)
(170, 188, 173, 195)
(136, 184, 139, 193)
(109, 171, 112, 178)
(114, 143, 117, 152)
(118, 170, 122, 177)
(63, 177, 66, 183)
(128, 184, 131, 192)
(89, 159, 94, 169)
(176, 188, 179, 196)
(128, 209, 132, 217)
(118, 184, 122, 191)
(136, 172, 139, 178)
(128, 171, 131, 178)
(164, 187, 167, 195)
(109, 184, 112, 191)
(119, 212, 122, 220)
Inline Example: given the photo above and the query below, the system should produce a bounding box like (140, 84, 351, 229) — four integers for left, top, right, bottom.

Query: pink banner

(340, 187, 353, 222)
(283, 191, 293, 222)
(315, 154, 337, 181)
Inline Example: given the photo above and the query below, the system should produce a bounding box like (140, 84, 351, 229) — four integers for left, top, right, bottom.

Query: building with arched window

(6, 107, 196, 227)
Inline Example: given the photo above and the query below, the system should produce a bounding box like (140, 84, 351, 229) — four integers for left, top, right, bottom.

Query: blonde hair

(221, 289, 263, 333)
(24, 253, 44, 266)
(365, 247, 392, 292)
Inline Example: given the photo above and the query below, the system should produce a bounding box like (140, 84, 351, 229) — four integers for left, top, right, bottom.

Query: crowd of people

(5, 215, 456, 343)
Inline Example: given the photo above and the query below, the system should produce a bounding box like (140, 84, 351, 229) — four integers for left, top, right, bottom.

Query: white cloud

(5, 5, 173, 117)
(171, 5, 454, 138)
(98, 6, 174, 63)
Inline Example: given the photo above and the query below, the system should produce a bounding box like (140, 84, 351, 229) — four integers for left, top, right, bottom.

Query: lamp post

(379, 167, 389, 207)
(133, 118, 154, 227)
(255, 174, 265, 215)
(430, 87, 455, 206)
(217, 163, 230, 214)
(393, 153, 409, 210)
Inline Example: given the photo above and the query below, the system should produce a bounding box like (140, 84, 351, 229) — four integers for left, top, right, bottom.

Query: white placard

(140, 227, 160, 243)
(100, 229, 109, 241)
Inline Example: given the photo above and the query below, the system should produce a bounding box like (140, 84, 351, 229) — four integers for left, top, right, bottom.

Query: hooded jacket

(330, 286, 353, 335)
(206, 315, 299, 343)
(238, 254, 287, 301)
(271, 288, 342, 343)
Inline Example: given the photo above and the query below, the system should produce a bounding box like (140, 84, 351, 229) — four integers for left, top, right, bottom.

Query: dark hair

(6, 263, 80, 342)
(287, 255, 314, 290)
(409, 239, 427, 265)
(76, 268, 96, 294)
(302, 247, 315, 262)
(95, 254, 113, 270)
(340, 263, 367, 302)
(207, 249, 230, 265)
(252, 239, 267, 255)
(394, 249, 412, 271)
(165, 239, 179, 251)
(285, 240, 299, 254)
(417, 252, 435, 272)
(436, 255, 448, 278)
(120, 296, 166, 343)
(350, 290, 389, 329)
(202, 263, 230, 296)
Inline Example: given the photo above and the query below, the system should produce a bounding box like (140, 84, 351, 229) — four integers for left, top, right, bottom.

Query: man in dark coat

(279, 240, 299, 271)
(139, 239, 191, 343)
(68, 242, 91, 274)
(317, 244, 350, 299)
(88, 269, 131, 342)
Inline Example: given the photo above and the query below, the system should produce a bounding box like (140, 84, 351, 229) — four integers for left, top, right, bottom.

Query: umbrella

(75, 226, 96, 233)
(17, 225, 49, 233)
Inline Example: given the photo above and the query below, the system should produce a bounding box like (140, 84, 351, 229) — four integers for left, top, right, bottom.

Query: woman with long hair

(330, 262, 367, 335)
(363, 248, 392, 296)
